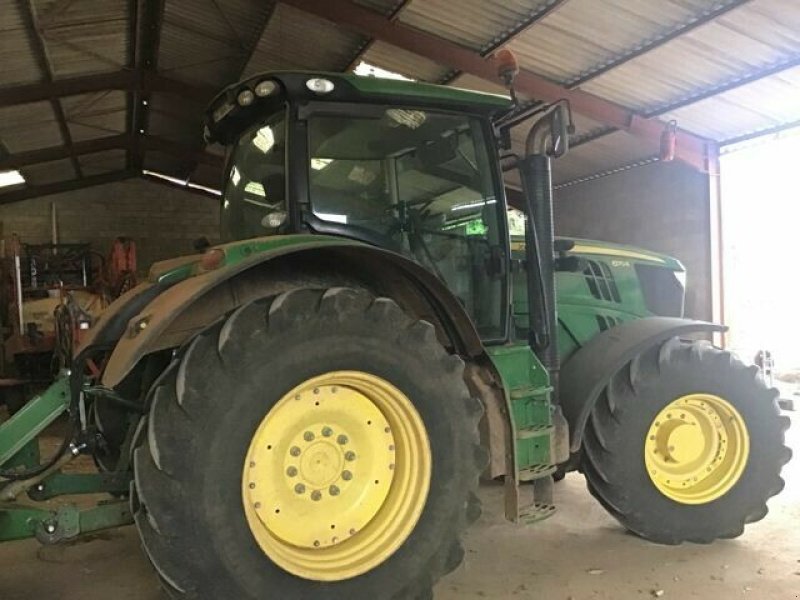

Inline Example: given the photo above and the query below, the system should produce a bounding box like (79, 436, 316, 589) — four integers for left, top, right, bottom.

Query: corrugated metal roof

(662, 64, 800, 141)
(398, 0, 557, 53)
(0, 2, 43, 86)
(243, 3, 365, 76)
(79, 149, 127, 175)
(35, 0, 128, 78)
(158, 0, 274, 86)
(361, 40, 451, 82)
(580, 0, 800, 112)
(61, 90, 127, 142)
(20, 158, 76, 185)
(505, 0, 716, 84)
(3, 0, 800, 197)
(0, 101, 62, 152)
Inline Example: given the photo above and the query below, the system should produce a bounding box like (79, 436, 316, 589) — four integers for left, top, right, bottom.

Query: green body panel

(0, 501, 132, 543)
(486, 344, 554, 478)
(0, 377, 69, 466)
(28, 472, 131, 500)
(510, 236, 686, 364)
(5, 439, 40, 471)
(0, 505, 51, 541)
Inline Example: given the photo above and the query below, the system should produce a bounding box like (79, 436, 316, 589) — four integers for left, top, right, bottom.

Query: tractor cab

(205, 72, 513, 340)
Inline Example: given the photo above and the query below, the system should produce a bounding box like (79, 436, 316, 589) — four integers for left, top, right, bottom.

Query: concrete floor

(1, 413, 797, 600)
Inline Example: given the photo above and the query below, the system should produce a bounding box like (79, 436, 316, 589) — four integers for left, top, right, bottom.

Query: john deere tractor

(0, 70, 790, 599)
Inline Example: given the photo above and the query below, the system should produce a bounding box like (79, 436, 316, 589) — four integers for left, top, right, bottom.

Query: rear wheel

(132, 287, 483, 598)
(583, 338, 791, 544)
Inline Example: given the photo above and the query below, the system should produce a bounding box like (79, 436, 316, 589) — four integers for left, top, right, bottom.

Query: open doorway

(720, 128, 800, 406)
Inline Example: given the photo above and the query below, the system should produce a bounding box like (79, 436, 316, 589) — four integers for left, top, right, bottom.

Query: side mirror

(524, 101, 574, 158)
(550, 104, 570, 158)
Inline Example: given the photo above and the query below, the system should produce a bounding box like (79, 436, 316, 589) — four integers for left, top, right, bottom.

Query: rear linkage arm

(0, 361, 135, 543)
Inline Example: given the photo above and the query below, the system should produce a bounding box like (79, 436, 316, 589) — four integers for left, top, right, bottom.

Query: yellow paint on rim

(242, 371, 431, 581)
(645, 393, 749, 505)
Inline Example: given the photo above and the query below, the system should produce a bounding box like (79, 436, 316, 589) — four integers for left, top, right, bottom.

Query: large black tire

(583, 337, 791, 544)
(132, 287, 484, 599)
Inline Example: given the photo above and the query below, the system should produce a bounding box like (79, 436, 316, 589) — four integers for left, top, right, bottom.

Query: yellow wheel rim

(645, 393, 749, 505)
(242, 371, 431, 581)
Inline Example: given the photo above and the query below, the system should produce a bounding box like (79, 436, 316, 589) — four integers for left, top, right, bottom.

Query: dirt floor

(0, 412, 797, 600)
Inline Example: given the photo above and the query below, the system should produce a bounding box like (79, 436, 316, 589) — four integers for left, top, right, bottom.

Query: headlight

(255, 80, 277, 97)
(306, 77, 334, 94)
(237, 89, 255, 106)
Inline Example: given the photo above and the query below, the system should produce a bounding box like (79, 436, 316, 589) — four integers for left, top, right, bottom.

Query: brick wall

(0, 179, 221, 274)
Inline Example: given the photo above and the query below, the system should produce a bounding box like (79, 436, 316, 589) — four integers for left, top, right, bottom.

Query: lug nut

(290, 446, 301, 457)
(342, 470, 353, 481)
(286, 466, 298, 477)
(329, 485, 340, 496)
(344, 451, 356, 461)
(311, 490, 322, 501)
(337, 435, 348, 445)
(295, 483, 306, 494)
(322, 427, 333, 437)
(304, 431, 315, 442)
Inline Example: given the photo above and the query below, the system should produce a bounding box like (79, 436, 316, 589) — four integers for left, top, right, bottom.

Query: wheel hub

(298, 440, 343, 488)
(644, 393, 749, 505)
(241, 371, 430, 581)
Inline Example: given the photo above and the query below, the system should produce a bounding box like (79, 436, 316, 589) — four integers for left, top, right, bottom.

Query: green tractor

(0, 71, 790, 599)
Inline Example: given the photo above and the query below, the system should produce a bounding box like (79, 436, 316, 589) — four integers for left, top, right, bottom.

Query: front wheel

(132, 287, 484, 599)
(583, 338, 791, 544)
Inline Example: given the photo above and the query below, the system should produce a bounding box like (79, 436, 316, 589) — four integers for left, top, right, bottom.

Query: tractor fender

(560, 317, 727, 452)
(99, 238, 484, 388)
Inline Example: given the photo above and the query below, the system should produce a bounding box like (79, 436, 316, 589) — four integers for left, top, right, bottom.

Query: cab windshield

(221, 109, 287, 240)
(307, 107, 506, 340)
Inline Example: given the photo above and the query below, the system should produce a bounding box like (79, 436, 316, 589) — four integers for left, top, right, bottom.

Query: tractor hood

(561, 237, 685, 272)
(510, 235, 684, 272)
